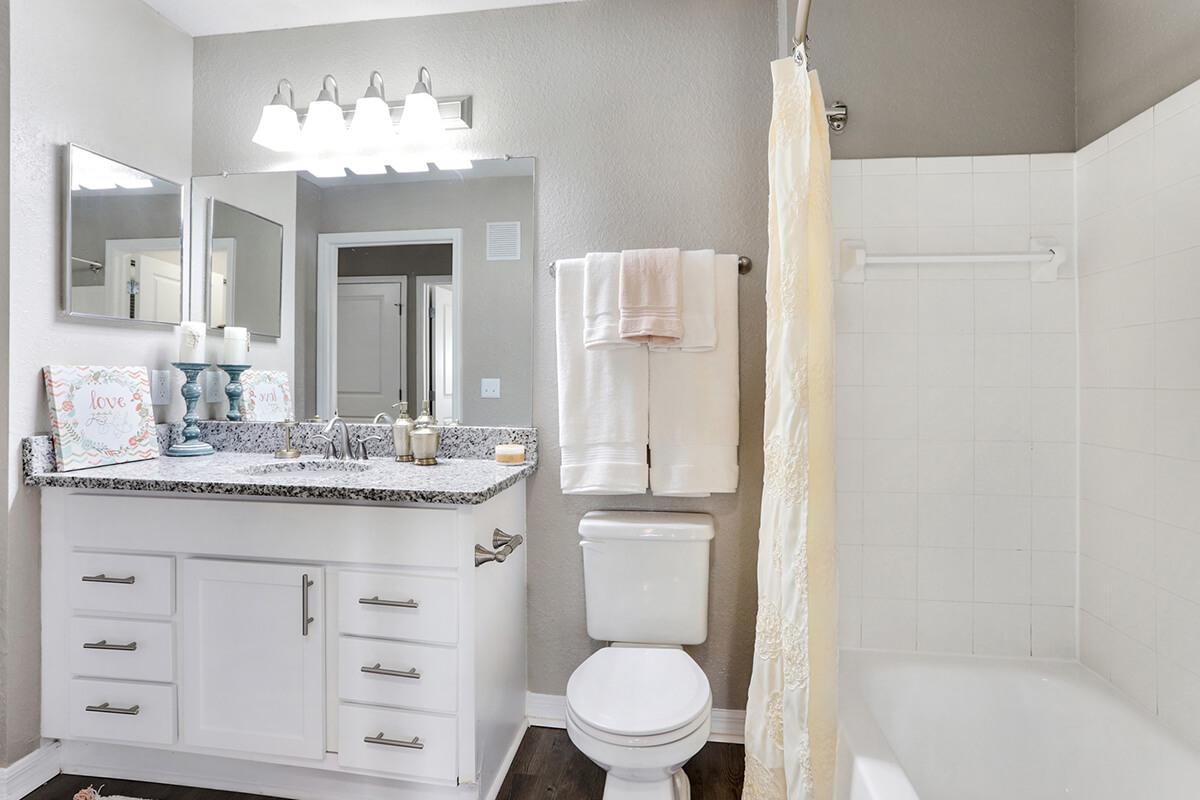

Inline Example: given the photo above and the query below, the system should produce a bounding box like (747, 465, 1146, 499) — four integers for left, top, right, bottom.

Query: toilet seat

(566, 647, 712, 748)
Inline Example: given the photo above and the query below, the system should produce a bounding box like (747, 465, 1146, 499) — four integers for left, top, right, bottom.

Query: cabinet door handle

(82, 639, 138, 652)
(301, 573, 315, 636)
(81, 573, 136, 585)
(85, 702, 140, 716)
(364, 732, 424, 750)
(358, 595, 419, 609)
(361, 663, 421, 680)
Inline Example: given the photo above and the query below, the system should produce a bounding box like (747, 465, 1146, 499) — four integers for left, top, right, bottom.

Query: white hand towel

(649, 254, 739, 496)
(556, 258, 649, 494)
(583, 252, 636, 350)
(649, 249, 718, 352)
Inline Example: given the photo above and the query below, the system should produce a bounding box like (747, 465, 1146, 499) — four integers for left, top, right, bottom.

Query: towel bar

(549, 255, 751, 278)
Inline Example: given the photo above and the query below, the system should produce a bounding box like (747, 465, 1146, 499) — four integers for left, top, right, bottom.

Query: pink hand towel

(618, 248, 683, 345)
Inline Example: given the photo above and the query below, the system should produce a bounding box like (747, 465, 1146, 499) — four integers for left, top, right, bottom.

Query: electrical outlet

(480, 378, 501, 399)
(204, 369, 224, 403)
(150, 370, 171, 405)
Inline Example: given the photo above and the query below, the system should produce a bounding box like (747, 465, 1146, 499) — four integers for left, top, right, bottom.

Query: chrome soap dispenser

(391, 401, 416, 463)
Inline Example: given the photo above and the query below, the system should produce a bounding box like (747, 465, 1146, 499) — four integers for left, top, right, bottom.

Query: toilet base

(602, 768, 690, 800)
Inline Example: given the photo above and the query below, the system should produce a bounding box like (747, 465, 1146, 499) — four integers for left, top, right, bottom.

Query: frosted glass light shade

(300, 99, 346, 152)
(349, 95, 395, 150)
(252, 104, 300, 152)
(397, 90, 448, 152)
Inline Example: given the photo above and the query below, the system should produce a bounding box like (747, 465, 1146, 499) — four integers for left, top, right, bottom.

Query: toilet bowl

(570, 511, 715, 799)
(566, 646, 712, 800)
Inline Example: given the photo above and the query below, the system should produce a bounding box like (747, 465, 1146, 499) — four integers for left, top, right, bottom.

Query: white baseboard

(526, 693, 745, 745)
(0, 741, 61, 800)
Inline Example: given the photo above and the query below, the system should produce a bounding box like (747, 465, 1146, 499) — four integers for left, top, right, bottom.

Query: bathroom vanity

(27, 423, 535, 800)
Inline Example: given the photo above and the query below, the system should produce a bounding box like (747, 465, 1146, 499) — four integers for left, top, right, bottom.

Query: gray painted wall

(211, 200, 284, 337)
(787, 0, 1077, 158)
(6, 0, 193, 764)
(1075, 0, 1200, 144)
(192, 0, 773, 708)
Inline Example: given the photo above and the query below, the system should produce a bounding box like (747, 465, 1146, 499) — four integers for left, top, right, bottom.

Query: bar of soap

(495, 444, 525, 465)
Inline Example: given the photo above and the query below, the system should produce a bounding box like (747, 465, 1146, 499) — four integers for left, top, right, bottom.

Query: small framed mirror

(63, 144, 184, 325)
(204, 198, 284, 337)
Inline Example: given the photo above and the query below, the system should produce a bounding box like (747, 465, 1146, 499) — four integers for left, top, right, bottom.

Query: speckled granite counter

(23, 421, 537, 505)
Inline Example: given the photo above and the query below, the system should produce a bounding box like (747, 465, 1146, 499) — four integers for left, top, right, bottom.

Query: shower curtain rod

(548, 256, 752, 278)
(794, 0, 813, 48)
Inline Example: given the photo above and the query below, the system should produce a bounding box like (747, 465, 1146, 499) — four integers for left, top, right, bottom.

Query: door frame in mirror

(316, 228, 463, 422)
(62, 143, 185, 327)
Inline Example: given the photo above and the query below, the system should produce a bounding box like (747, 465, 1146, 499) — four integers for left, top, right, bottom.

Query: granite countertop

(23, 421, 537, 506)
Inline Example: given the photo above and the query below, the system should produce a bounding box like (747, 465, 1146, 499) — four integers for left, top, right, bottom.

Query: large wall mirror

(63, 144, 184, 324)
(190, 157, 535, 428)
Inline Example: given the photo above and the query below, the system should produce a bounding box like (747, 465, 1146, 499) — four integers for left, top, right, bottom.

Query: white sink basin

(242, 460, 372, 476)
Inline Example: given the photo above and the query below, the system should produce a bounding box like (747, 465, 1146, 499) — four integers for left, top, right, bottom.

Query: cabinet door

(181, 559, 324, 759)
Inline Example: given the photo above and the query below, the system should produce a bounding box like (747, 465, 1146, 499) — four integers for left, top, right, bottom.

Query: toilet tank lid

(578, 511, 714, 541)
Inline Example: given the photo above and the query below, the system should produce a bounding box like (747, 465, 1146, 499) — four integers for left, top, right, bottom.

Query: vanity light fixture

(397, 67, 468, 171)
(251, 79, 300, 152)
(300, 75, 346, 152)
(348, 71, 395, 150)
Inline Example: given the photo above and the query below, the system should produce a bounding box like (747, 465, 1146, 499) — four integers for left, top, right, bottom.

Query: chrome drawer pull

(85, 702, 140, 716)
(364, 732, 424, 750)
(358, 595, 419, 609)
(301, 573, 315, 636)
(81, 573, 136, 585)
(82, 639, 138, 652)
(361, 663, 421, 680)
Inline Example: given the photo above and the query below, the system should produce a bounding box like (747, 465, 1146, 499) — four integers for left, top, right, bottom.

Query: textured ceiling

(140, 0, 583, 37)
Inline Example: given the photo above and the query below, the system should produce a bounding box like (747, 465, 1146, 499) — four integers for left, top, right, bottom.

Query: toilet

(566, 511, 715, 800)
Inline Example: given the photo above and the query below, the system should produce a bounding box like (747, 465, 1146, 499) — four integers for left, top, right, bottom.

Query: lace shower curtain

(743, 49, 838, 799)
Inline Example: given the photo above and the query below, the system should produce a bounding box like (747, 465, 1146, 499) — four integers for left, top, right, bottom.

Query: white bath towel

(650, 249, 718, 352)
(556, 258, 649, 494)
(583, 252, 635, 350)
(649, 254, 739, 496)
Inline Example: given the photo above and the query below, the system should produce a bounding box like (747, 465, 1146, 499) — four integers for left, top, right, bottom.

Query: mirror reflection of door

(209, 238, 237, 328)
(336, 276, 406, 421)
(416, 277, 454, 422)
(100, 239, 182, 322)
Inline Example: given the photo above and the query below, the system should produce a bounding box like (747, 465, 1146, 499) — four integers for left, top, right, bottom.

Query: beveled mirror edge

(61, 143, 186, 329)
(198, 190, 286, 339)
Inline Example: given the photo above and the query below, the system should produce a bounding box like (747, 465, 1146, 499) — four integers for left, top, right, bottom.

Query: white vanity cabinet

(41, 484, 528, 800)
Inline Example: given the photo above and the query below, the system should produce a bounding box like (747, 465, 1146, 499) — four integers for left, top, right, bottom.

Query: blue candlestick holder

(166, 362, 214, 457)
(218, 364, 251, 422)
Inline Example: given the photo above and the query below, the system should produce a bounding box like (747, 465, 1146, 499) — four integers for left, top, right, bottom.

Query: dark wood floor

(25, 727, 745, 800)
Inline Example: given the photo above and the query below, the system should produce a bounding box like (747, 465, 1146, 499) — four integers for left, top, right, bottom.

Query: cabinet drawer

(69, 617, 174, 682)
(339, 637, 458, 713)
(68, 678, 175, 746)
(339, 572, 457, 644)
(337, 704, 456, 780)
(70, 553, 173, 616)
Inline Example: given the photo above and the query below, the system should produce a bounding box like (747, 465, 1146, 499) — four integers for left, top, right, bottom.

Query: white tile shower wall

(835, 153, 1077, 660)
(1078, 76, 1200, 748)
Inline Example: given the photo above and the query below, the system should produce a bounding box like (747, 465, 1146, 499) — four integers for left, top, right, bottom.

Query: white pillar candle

(222, 326, 249, 365)
(178, 321, 207, 363)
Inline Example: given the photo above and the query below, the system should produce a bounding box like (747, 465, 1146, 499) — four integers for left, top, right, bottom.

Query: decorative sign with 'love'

(43, 365, 159, 471)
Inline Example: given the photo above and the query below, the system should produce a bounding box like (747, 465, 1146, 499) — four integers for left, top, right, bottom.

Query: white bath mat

(74, 786, 150, 800)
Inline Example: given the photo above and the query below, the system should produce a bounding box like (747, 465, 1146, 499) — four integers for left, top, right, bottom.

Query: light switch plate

(480, 378, 501, 399)
(150, 370, 171, 406)
(204, 369, 224, 403)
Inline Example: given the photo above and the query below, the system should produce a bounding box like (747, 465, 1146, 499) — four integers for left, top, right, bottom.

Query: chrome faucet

(315, 415, 353, 460)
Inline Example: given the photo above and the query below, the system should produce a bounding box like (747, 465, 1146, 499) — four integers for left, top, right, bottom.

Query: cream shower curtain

(743, 49, 838, 799)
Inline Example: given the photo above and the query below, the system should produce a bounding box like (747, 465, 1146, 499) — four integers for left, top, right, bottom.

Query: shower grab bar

(839, 237, 1068, 283)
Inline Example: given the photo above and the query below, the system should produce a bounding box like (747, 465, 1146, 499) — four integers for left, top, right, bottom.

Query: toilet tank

(578, 511, 714, 645)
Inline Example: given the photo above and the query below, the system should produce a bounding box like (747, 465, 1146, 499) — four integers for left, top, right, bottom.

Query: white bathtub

(835, 650, 1200, 800)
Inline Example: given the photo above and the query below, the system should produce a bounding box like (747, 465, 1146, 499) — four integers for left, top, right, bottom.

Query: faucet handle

(354, 434, 384, 460)
(312, 433, 336, 460)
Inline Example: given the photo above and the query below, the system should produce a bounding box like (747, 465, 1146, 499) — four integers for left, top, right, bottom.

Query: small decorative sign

(240, 369, 293, 422)
(43, 365, 159, 471)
